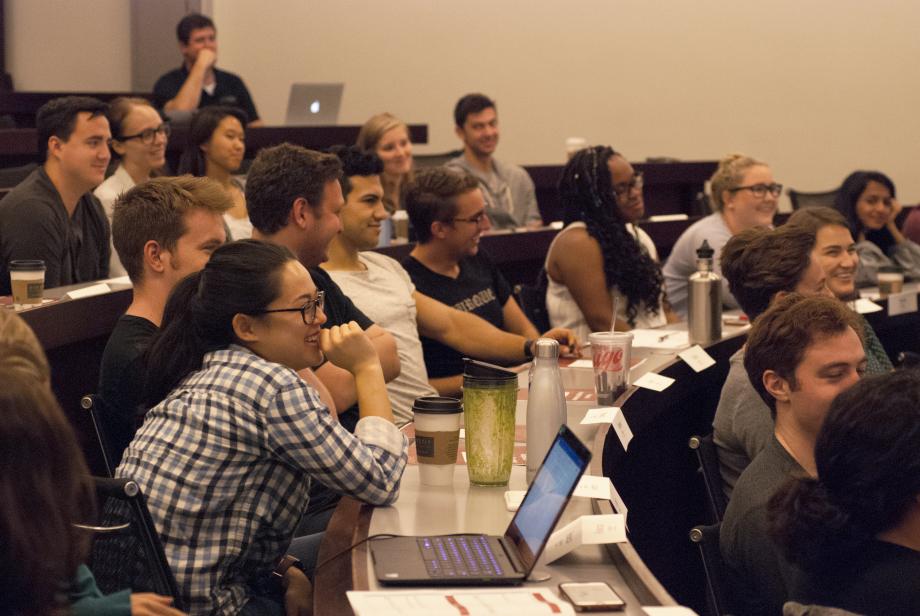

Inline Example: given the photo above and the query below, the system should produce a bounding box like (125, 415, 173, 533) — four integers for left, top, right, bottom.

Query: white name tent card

(852, 297, 883, 314)
(580, 406, 618, 424)
(888, 291, 918, 317)
(347, 588, 575, 616)
(64, 283, 111, 300)
(642, 607, 700, 616)
(542, 514, 627, 564)
(633, 372, 675, 392)
(567, 358, 594, 369)
(574, 474, 615, 500)
(678, 345, 716, 373)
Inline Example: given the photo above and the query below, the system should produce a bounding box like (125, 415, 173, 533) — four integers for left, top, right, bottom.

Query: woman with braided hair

(544, 145, 677, 338)
(767, 369, 920, 614)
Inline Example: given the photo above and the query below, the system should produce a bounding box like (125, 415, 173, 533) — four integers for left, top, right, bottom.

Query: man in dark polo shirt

(153, 13, 262, 126)
(96, 177, 230, 467)
(720, 294, 866, 616)
(0, 96, 111, 295)
(402, 166, 576, 396)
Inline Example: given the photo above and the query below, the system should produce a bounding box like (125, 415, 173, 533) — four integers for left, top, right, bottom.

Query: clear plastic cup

(588, 331, 633, 406)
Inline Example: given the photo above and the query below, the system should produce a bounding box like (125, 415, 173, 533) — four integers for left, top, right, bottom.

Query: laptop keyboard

(417, 535, 505, 578)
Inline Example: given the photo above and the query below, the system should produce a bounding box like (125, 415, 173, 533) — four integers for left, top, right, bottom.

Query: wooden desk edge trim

(591, 423, 676, 607)
(313, 496, 372, 615)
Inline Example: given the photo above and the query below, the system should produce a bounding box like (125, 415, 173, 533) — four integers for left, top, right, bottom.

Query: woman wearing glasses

(118, 240, 407, 614)
(178, 106, 251, 239)
(545, 146, 678, 337)
(663, 153, 781, 316)
(832, 170, 920, 286)
(95, 97, 170, 276)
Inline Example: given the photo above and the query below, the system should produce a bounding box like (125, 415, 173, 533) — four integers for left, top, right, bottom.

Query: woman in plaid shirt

(117, 240, 408, 615)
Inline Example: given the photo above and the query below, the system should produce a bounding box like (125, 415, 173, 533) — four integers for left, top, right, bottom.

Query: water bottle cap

(534, 338, 560, 359)
(696, 239, 715, 259)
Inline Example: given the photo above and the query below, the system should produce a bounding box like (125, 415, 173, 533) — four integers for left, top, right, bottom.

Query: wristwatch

(272, 554, 305, 581)
(523, 338, 535, 359)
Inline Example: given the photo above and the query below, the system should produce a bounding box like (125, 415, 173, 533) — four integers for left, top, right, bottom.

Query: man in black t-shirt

(96, 177, 230, 468)
(0, 97, 111, 294)
(403, 166, 576, 396)
(246, 143, 400, 432)
(152, 13, 261, 126)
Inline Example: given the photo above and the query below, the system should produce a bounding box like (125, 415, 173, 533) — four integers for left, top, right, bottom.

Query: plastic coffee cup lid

(9, 260, 46, 271)
(412, 396, 462, 414)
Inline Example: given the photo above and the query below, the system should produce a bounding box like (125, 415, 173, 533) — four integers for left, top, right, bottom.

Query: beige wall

(213, 0, 920, 206)
(6, 0, 132, 91)
(6, 1, 920, 204)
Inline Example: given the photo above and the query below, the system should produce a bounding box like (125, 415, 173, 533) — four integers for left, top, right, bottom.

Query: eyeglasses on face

(250, 291, 325, 325)
(451, 211, 489, 226)
(119, 123, 171, 145)
(613, 172, 644, 198)
(729, 183, 783, 199)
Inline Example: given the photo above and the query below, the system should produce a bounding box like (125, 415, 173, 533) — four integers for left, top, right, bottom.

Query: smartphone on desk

(558, 582, 625, 611)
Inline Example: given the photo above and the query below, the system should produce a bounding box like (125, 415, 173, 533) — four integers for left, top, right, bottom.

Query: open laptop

(370, 424, 591, 586)
(284, 83, 343, 126)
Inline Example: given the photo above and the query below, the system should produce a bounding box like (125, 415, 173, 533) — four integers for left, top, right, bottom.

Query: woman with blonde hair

(663, 153, 782, 316)
(95, 97, 170, 276)
(357, 113, 413, 245)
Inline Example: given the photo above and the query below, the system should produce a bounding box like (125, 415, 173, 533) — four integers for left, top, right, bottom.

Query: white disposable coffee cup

(877, 267, 904, 299)
(9, 260, 46, 309)
(413, 396, 463, 487)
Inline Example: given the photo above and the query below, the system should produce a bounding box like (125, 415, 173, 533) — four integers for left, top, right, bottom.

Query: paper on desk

(103, 275, 132, 286)
(678, 345, 716, 373)
(347, 587, 575, 616)
(642, 607, 699, 616)
(567, 358, 594, 369)
(630, 329, 690, 350)
(64, 283, 110, 300)
(888, 291, 918, 317)
(633, 372, 675, 392)
(580, 406, 619, 424)
(852, 297, 883, 314)
(542, 514, 627, 564)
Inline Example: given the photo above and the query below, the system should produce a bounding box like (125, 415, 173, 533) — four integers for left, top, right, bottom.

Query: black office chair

(81, 394, 116, 478)
(689, 523, 735, 616)
(0, 162, 37, 190)
(689, 433, 728, 523)
(787, 188, 839, 211)
(514, 270, 551, 333)
(85, 477, 185, 610)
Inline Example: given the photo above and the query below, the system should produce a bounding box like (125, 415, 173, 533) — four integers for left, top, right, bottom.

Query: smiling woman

(832, 170, 920, 286)
(120, 239, 406, 613)
(178, 105, 250, 239)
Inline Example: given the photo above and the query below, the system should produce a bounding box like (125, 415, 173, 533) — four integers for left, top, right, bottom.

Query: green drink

(463, 359, 518, 486)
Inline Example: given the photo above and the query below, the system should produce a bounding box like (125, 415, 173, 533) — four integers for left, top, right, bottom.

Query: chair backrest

(689, 523, 735, 616)
(689, 433, 728, 522)
(513, 270, 551, 333)
(87, 476, 185, 610)
(787, 188, 839, 211)
(0, 162, 37, 189)
(81, 394, 115, 478)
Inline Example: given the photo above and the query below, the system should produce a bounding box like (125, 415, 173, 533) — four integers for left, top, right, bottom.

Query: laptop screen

(504, 426, 591, 572)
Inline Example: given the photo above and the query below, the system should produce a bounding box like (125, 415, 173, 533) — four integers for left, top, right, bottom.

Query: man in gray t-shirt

(447, 93, 541, 229)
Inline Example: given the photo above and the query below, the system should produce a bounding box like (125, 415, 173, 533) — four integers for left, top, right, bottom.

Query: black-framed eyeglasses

(250, 291, 325, 325)
(119, 123, 171, 145)
(452, 211, 489, 226)
(613, 172, 643, 198)
(729, 183, 783, 199)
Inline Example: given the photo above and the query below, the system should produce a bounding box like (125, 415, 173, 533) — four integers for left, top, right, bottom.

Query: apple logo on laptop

(310, 100, 321, 114)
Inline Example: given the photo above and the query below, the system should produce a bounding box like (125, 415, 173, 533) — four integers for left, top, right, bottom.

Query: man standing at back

(0, 96, 111, 294)
(153, 13, 262, 126)
(448, 93, 542, 229)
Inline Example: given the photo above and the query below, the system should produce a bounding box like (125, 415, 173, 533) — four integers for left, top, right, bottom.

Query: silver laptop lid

(285, 83, 344, 126)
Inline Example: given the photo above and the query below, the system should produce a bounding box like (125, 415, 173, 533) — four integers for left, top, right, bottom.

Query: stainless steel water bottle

(688, 239, 722, 345)
(526, 338, 567, 484)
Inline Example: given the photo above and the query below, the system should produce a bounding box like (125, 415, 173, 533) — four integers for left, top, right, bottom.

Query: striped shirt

(117, 345, 407, 614)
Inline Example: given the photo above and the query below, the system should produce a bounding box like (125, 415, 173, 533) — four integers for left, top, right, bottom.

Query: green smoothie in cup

(462, 359, 518, 486)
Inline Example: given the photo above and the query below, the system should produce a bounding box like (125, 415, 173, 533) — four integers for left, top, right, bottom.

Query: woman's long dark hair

(833, 170, 897, 255)
(768, 370, 920, 575)
(558, 146, 663, 325)
(176, 105, 248, 177)
(144, 239, 294, 406)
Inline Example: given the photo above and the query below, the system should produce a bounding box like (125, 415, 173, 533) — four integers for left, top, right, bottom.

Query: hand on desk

(541, 327, 581, 357)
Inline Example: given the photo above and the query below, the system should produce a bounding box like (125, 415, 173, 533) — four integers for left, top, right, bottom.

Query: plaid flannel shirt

(117, 345, 407, 614)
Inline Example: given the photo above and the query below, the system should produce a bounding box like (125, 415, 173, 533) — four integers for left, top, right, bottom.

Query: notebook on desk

(370, 425, 591, 586)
